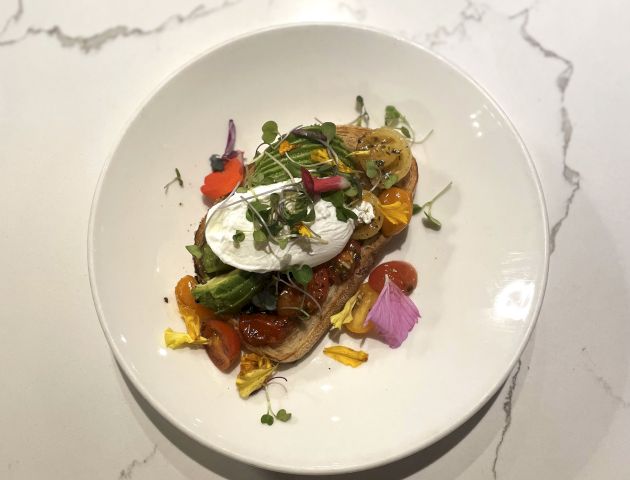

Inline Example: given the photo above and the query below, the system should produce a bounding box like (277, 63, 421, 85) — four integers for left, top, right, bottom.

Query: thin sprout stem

(424, 181, 453, 207)
(413, 128, 434, 144)
(276, 276, 323, 315)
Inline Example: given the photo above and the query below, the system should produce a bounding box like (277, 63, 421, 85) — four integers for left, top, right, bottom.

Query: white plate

(88, 24, 548, 474)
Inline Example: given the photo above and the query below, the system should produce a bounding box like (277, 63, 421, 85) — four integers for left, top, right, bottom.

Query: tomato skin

(378, 188, 412, 237)
(238, 313, 295, 347)
(175, 275, 219, 323)
(368, 261, 418, 294)
(328, 240, 362, 284)
(201, 319, 241, 372)
(277, 265, 330, 317)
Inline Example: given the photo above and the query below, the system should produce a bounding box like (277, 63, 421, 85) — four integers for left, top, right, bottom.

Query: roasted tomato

(201, 319, 241, 372)
(277, 265, 331, 317)
(175, 275, 220, 323)
(238, 313, 295, 347)
(328, 240, 361, 284)
(368, 261, 418, 294)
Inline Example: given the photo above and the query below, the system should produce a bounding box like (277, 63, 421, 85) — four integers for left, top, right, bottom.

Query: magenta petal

(366, 277, 421, 348)
(301, 167, 315, 196)
(312, 175, 351, 193)
(223, 119, 236, 157)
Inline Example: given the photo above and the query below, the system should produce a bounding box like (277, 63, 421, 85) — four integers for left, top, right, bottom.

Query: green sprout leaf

(185, 244, 203, 259)
(276, 237, 288, 249)
(412, 203, 422, 215)
(355, 95, 365, 112)
(236, 186, 248, 193)
(384, 105, 401, 127)
(352, 95, 370, 127)
(400, 126, 411, 138)
(382, 173, 399, 189)
(422, 209, 442, 230)
(289, 264, 313, 287)
(275, 409, 292, 422)
(365, 160, 379, 179)
(232, 230, 245, 243)
(261, 414, 274, 426)
(262, 120, 279, 144)
(344, 185, 358, 197)
(253, 229, 267, 243)
(163, 168, 183, 193)
(417, 181, 452, 230)
(321, 122, 337, 143)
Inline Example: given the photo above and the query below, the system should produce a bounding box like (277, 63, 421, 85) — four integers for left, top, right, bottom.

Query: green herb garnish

(288, 264, 313, 287)
(164, 168, 183, 193)
(232, 230, 245, 243)
(416, 181, 452, 230)
(352, 95, 370, 127)
(382, 173, 399, 188)
(365, 160, 379, 179)
(261, 120, 279, 144)
(412, 203, 422, 215)
(321, 122, 336, 143)
(260, 383, 292, 426)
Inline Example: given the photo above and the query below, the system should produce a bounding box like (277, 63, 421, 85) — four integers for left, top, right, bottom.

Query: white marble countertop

(2, 0, 629, 478)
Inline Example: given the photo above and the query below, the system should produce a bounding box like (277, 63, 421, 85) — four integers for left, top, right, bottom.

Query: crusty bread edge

(194, 125, 418, 363)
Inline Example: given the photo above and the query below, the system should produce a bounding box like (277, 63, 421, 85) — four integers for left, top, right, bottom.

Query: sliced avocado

(192, 269, 267, 314)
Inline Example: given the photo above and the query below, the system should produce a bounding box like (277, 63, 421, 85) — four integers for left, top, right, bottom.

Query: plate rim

(87, 21, 550, 474)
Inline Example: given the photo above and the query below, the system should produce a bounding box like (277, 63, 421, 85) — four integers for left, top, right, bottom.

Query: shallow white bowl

(88, 24, 548, 474)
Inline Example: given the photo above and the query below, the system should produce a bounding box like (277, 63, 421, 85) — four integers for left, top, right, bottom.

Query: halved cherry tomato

(378, 188, 412, 237)
(201, 319, 241, 372)
(238, 313, 295, 347)
(368, 261, 418, 295)
(175, 275, 220, 323)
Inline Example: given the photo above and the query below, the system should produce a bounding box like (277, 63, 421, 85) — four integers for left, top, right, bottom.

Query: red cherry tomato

(238, 313, 295, 347)
(368, 261, 417, 295)
(201, 319, 241, 372)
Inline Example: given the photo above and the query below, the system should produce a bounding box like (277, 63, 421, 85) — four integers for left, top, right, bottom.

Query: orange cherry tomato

(368, 261, 418, 295)
(201, 319, 241, 372)
(175, 275, 219, 323)
(378, 188, 412, 237)
(200, 156, 243, 201)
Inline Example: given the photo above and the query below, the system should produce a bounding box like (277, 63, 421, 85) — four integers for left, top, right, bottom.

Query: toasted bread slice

(194, 125, 418, 363)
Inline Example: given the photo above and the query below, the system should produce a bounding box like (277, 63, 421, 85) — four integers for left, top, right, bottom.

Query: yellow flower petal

(164, 328, 209, 349)
(297, 223, 314, 238)
(330, 291, 360, 329)
(323, 346, 369, 368)
(279, 140, 295, 155)
(310, 148, 330, 163)
(337, 161, 353, 173)
(236, 353, 277, 398)
(378, 200, 410, 225)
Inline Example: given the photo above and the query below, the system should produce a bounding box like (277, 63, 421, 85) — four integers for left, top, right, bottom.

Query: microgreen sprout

(232, 230, 245, 243)
(415, 181, 452, 230)
(384, 105, 418, 142)
(261, 120, 279, 144)
(352, 95, 370, 127)
(163, 168, 183, 193)
(260, 383, 292, 426)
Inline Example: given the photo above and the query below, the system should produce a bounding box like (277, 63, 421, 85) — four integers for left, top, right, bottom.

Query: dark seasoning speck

(163, 297, 169, 303)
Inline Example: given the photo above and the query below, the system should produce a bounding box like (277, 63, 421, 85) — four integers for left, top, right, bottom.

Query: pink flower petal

(366, 276, 420, 348)
(301, 167, 315, 196)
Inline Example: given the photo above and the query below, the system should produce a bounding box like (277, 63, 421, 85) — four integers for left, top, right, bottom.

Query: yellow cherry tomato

(345, 283, 379, 334)
(378, 188, 412, 237)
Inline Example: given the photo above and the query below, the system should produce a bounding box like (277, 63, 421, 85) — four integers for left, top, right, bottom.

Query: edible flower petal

(330, 290, 360, 329)
(163, 304, 209, 349)
(366, 276, 420, 348)
(223, 119, 236, 157)
(201, 154, 244, 201)
(236, 353, 277, 398)
(300, 167, 351, 197)
(323, 346, 368, 367)
(279, 140, 295, 155)
(378, 200, 410, 225)
(297, 222, 315, 238)
(336, 161, 353, 174)
(310, 148, 330, 163)
(164, 328, 208, 348)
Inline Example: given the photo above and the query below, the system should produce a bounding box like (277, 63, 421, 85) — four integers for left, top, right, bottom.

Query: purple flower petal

(366, 277, 420, 348)
(223, 119, 236, 158)
(301, 167, 315, 196)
